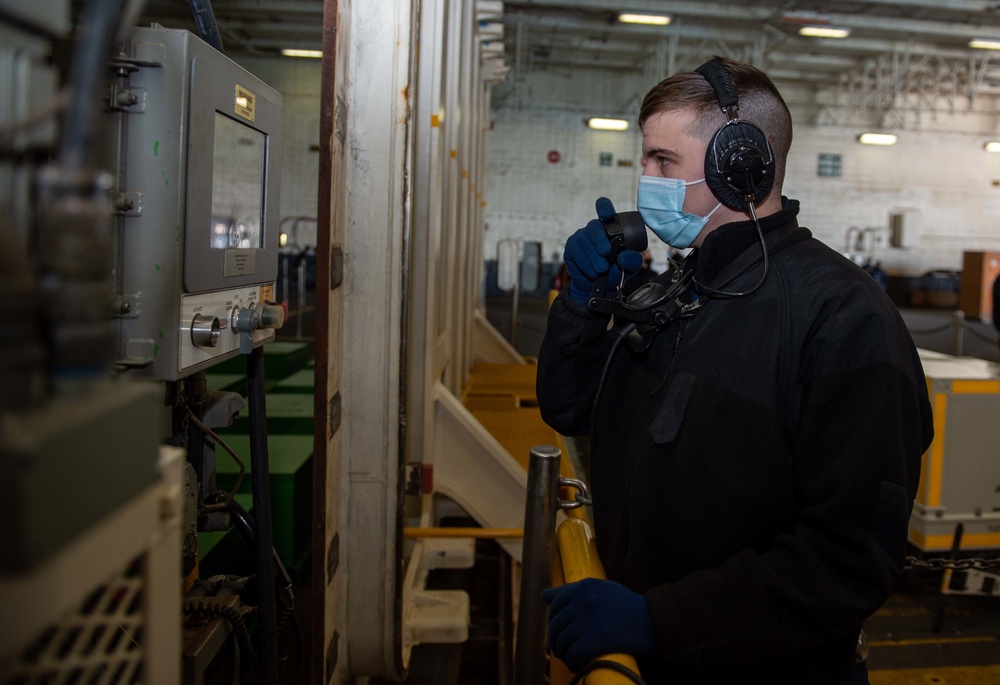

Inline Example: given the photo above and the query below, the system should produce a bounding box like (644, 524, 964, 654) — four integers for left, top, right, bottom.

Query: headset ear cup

(704, 121, 775, 210)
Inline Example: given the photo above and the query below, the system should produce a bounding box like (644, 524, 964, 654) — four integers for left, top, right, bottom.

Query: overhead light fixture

(858, 132, 898, 146)
(587, 118, 630, 131)
(618, 13, 671, 26)
(799, 26, 850, 39)
(969, 39, 1000, 50)
(984, 141, 1000, 153)
(281, 48, 323, 58)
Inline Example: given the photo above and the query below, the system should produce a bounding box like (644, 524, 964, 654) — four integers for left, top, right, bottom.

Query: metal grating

(1, 556, 147, 685)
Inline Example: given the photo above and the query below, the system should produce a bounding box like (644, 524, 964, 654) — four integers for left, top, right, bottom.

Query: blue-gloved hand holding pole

(541, 577, 659, 673)
(563, 197, 644, 303)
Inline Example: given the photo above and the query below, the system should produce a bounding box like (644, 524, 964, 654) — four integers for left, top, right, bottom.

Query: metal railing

(514, 445, 642, 685)
(907, 309, 1000, 358)
(550, 519, 644, 685)
(514, 445, 561, 685)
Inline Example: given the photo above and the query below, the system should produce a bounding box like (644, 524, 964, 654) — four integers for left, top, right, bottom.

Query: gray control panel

(112, 26, 283, 380)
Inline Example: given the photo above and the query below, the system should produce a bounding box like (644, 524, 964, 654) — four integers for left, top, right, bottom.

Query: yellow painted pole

(548, 558, 575, 685)
(551, 517, 643, 685)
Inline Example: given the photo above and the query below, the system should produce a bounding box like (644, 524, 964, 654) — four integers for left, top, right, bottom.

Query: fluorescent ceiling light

(985, 141, 1000, 153)
(858, 132, 898, 146)
(969, 39, 1000, 50)
(618, 13, 671, 26)
(281, 48, 323, 58)
(587, 118, 630, 131)
(799, 26, 850, 39)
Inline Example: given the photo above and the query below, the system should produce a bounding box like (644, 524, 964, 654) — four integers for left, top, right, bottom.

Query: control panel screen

(210, 113, 266, 250)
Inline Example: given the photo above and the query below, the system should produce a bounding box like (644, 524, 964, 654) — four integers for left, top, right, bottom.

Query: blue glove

(541, 578, 658, 672)
(563, 198, 643, 303)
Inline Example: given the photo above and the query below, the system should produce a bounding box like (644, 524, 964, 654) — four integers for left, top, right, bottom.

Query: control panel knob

(259, 301, 287, 330)
(191, 314, 221, 348)
(231, 304, 261, 354)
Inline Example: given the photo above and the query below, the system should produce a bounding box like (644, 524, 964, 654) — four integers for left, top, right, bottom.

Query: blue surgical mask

(637, 175, 721, 249)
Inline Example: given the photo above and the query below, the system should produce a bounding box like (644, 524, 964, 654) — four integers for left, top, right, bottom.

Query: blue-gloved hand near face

(541, 577, 658, 673)
(563, 198, 644, 303)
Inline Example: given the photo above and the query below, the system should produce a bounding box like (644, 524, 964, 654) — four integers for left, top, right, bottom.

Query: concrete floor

(867, 567, 1000, 683)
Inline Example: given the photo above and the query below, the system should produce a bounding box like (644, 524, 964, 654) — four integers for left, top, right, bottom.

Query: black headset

(694, 58, 775, 211)
(589, 59, 779, 334)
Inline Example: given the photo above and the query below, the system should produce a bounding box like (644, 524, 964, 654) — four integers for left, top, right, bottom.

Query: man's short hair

(638, 57, 793, 191)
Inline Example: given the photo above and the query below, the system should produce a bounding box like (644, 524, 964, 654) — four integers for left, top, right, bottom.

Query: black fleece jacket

(536, 200, 934, 683)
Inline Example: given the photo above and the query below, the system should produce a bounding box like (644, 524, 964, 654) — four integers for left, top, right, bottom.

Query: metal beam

(853, 0, 994, 8)
(504, 1, 1000, 42)
(504, 0, 773, 22)
(506, 0, 996, 16)
(142, 0, 323, 21)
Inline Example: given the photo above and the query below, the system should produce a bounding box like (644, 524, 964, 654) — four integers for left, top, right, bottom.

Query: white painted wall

(486, 69, 1000, 278)
(787, 126, 1000, 275)
(484, 109, 644, 264)
(486, 112, 1000, 277)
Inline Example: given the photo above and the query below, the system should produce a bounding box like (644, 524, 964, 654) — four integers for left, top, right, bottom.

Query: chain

(558, 476, 593, 509)
(906, 322, 954, 336)
(907, 315, 999, 344)
(905, 556, 1000, 571)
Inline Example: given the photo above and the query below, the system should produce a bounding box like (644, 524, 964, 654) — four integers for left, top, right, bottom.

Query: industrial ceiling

(501, 1, 1000, 82)
(137, 0, 1000, 117)
(498, 1, 1000, 125)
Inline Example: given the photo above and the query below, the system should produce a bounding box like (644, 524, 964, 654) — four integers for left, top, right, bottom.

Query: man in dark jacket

(536, 57, 933, 684)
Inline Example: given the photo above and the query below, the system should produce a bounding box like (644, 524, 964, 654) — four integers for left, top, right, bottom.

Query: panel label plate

(224, 249, 256, 277)
(235, 84, 256, 122)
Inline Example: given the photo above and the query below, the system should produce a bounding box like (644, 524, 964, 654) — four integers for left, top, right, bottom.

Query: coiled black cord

(183, 597, 258, 662)
(58, 0, 130, 170)
(187, 0, 225, 52)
